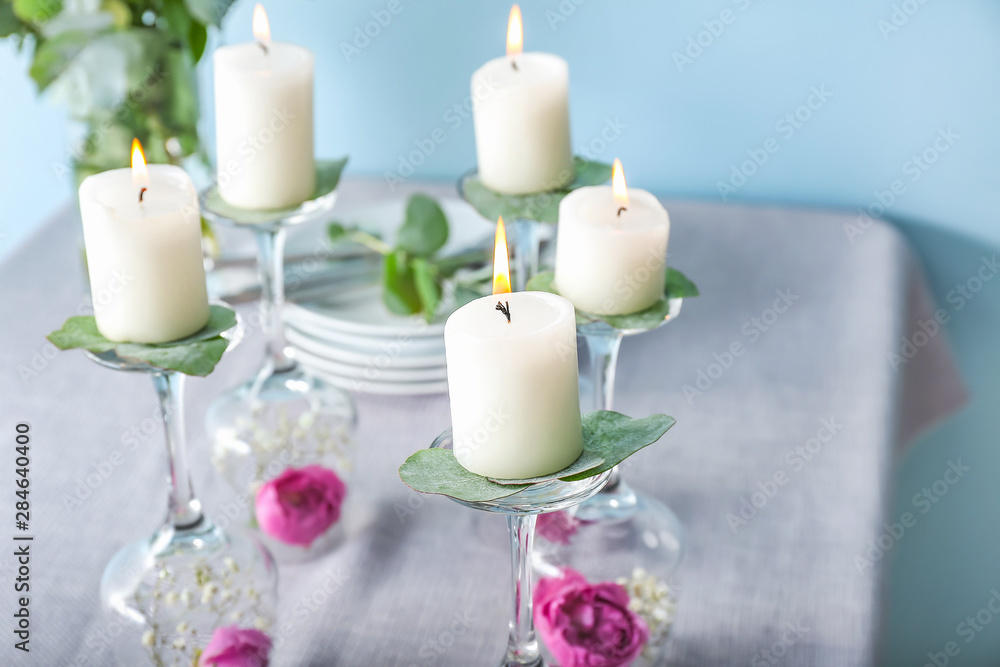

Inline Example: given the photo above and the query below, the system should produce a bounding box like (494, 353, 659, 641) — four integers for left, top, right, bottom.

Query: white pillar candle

(79, 141, 210, 344)
(471, 5, 573, 195)
(445, 219, 583, 479)
(213, 4, 315, 210)
(554, 160, 670, 315)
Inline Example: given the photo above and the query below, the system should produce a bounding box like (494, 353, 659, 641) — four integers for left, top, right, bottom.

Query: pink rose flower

(536, 511, 580, 545)
(535, 567, 649, 667)
(255, 465, 346, 546)
(199, 626, 271, 667)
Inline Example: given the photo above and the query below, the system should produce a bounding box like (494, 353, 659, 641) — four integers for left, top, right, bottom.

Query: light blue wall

(0, 43, 71, 252)
(3, 1, 1000, 664)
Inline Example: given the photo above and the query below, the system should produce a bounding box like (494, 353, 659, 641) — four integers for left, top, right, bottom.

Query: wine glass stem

(254, 228, 293, 372)
(503, 514, 542, 667)
(587, 329, 624, 412)
(152, 371, 202, 530)
(587, 330, 625, 492)
(513, 218, 539, 292)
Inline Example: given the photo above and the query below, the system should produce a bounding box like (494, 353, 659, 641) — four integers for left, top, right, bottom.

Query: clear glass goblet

(201, 165, 357, 556)
(431, 430, 611, 667)
(87, 319, 278, 666)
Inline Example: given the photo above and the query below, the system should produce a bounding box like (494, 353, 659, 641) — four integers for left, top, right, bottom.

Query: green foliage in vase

(1, 0, 236, 183)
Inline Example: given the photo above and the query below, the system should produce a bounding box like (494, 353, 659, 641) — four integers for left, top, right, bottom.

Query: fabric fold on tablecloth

(895, 253, 968, 452)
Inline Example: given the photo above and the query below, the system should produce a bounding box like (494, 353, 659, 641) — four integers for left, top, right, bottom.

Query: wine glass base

(206, 360, 357, 552)
(100, 521, 277, 666)
(534, 486, 684, 666)
(500, 656, 546, 667)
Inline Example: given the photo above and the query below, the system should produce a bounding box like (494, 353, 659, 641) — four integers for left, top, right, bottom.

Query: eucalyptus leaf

(203, 158, 348, 224)
(47, 316, 116, 354)
(327, 222, 350, 241)
(46, 307, 237, 377)
(158, 305, 236, 346)
(102, 0, 130, 28)
(462, 158, 613, 224)
(13, 0, 60, 23)
(527, 270, 697, 330)
(398, 411, 675, 501)
(665, 267, 700, 298)
(188, 20, 207, 63)
(560, 411, 676, 481)
(488, 447, 604, 486)
(399, 449, 529, 502)
(159, 0, 192, 44)
(314, 157, 349, 197)
(117, 337, 228, 377)
(182, 0, 235, 27)
(382, 250, 420, 315)
(29, 29, 89, 91)
(397, 193, 448, 257)
(411, 257, 441, 323)
(0, 2, 23, 37)
(595, 300, 678, 330)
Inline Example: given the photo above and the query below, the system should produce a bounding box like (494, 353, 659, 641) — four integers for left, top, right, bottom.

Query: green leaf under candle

(202, 158, 348, 225)
(526, 269, 699, 331)
(399, 449, 530, 502)
(462, 157, 613, 224)
(47, 305, 236, 377)
(398, 411, 676, 502)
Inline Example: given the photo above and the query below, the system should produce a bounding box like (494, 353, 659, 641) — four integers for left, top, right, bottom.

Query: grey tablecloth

(0, 178, 965, 666)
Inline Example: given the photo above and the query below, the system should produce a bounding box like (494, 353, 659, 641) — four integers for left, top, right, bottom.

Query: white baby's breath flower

(224, 557, 239, 573)
(176, 622, 188, 634)
(180, 589, 193, 608)
(172, 637, 186, 650)
(620, 568, 677, 653)
(202, 583, 219, 604)
(253, 616, 268, 630)
(298, 411, 317, 430)
(141, 629, 155, 648)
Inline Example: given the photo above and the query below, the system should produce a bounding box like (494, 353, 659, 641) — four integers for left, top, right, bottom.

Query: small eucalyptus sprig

(328, 193, 489, 322)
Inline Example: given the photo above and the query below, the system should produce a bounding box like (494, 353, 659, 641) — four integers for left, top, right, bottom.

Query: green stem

(435, 249, 491, 276)
(346, 231, 394, 255)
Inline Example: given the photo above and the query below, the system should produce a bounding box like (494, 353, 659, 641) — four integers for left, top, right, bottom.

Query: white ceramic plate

(291, 346, 447, 382)
(286, 326, 446, 369)
(311, 369, 450, 396)
(285, 282, 448, 340)
(286, 196, 491, 256)
(286, 318, 445, 357)
(284, 197, 490, 339)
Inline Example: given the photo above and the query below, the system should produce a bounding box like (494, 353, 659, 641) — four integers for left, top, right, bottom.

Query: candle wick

(496, 300, 511, 323)
(617, 206, 627, 217)
(138, 187, 147, 203)
(258, 41, 269, 55)
(511, 59, 518, 71)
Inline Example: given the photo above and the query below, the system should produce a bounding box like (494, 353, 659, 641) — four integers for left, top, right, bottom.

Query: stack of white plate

(283, 196, 493, 395)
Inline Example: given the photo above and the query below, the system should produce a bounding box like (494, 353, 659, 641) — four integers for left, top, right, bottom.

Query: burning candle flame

(506, 5, 523, 58)
(253, 4, 271, 47)
(493, 216, 511, 295)
(131, 138, 149, 190)
(612, 158, 629, 209)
